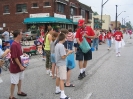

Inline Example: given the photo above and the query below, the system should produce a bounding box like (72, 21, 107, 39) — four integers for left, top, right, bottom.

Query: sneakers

(42, 58, 45, 61)
(118, 53, 121, 57)
(116, 53, 121, 57)
(82, 71, 86, 77)
(0, 77, 3, 83)
(46, 70, 50, 75)
(49, 71, 53, 77)
(55, 90, 61, 94)
(78, 73, 84, 80)
(116, 53, 119, 57)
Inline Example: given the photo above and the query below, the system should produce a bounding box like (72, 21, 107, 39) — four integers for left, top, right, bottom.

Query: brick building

(0, 0, 93, 31)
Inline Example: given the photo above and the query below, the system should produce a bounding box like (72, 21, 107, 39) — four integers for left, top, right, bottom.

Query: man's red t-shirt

(107, 32, 113, 39)
(75, 26, 95, 43)
(10, 41, 23, 73)
(113, 31, 123, 41)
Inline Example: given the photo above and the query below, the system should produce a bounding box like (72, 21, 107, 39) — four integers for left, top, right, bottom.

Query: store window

(81, 9, 85, 18)
(32, 3, 38, 7)
(57, 3, 65, 13)
(16, 4, 27, 12)
(89, 12, 92, 20)
(4, 5, 9, 13)
(44, 2, 50, 6)
(70, 7, 77, 15)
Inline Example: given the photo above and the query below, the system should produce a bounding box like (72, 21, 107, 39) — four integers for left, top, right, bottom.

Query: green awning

(24, 17, 72, 24)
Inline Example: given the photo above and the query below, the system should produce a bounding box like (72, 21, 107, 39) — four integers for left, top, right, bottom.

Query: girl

(113, 28, 123, 57)
(106, 30, 113, 50)
(50, 32, 58, 78)
(67, 29, 74, 50)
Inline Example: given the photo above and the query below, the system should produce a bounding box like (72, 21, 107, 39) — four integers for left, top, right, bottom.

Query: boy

(55, 33, 73, 99)
(9, 30, 27, 99)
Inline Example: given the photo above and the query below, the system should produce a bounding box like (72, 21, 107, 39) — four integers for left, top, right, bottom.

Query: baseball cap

(78, 19, 85, 27)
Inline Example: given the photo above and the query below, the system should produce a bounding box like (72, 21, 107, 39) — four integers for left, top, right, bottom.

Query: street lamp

(101, 0, 109, 29)
(116, 10, 126, 28)
(122, 16, 129, 25)
(117, 11, 126, 18)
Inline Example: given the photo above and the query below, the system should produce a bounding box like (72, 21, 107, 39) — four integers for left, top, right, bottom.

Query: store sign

(0, 27, 3, 30)
(30, 13, 50, 18)
(73, 16, 83, 22)
(54, 13, 66, 19)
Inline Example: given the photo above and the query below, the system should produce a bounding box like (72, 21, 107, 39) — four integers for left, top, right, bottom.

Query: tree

(126, 21, 133, 30)
(93, 12, 99, 16)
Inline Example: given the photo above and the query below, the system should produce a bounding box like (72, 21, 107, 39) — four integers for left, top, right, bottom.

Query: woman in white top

(0, 49, 10, 83)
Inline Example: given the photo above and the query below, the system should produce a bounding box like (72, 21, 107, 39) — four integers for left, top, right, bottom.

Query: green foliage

(126, 21, 133, 30)
(93, 12, 99, 16)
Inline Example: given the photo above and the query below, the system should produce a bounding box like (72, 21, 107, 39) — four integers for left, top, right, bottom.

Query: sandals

(17, 92, 27, 96)
(9, 97, 17, 99)
(60, 96, 71, 99)
(64, 83, 75, 87)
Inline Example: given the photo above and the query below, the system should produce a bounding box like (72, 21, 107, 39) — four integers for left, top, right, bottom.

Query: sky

(78, 0, 133, 25)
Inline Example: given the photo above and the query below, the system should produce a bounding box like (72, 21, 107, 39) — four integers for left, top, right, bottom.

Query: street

(0, 34, 133, 99)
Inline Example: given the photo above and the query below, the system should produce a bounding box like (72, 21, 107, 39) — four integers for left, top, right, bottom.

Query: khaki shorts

(56, 66, 67, 80)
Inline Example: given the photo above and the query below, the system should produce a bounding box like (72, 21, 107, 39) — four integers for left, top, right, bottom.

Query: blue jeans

(92, 38, 99, 49)
(107, 39, 111, 47)
(68, 41, 73, 50)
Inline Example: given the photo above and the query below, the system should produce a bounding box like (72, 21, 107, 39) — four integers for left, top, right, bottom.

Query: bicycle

(21, 37, 30, 46)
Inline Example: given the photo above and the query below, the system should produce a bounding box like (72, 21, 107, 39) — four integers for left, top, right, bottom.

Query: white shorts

(10, 71, 24, 84)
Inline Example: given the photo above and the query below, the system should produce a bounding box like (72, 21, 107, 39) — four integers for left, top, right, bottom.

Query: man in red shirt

(75, 19, 95, 80)
(113, 28, 123, 57)
(9, 30, 27, 99)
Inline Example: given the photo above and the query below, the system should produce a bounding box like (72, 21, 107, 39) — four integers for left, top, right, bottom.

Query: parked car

(22, 30, 37, 40)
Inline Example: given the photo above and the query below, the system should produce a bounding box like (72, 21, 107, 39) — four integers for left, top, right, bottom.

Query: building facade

(0, 0, 93, 31)
(110, 21, 121, 30)
(92, 15, 111, 30)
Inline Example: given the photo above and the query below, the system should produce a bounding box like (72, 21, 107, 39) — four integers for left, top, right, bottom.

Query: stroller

(34, 37, 43, 55)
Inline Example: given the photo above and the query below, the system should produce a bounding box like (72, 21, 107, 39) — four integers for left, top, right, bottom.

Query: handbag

(121, 39, 125, 47)
(79, 37, 91, 53)
(66, 53, 75, 69)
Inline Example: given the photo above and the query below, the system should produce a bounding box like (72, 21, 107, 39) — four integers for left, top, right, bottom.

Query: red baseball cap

(78, 19, 85, 26)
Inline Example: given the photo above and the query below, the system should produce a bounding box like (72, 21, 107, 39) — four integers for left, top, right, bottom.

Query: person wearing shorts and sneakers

(76, 19, 95, 80)
(9, 30, 27, 99)
(55, 33, 73, 99)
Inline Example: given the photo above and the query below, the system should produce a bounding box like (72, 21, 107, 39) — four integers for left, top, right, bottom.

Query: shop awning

(24, 17, 73, 24)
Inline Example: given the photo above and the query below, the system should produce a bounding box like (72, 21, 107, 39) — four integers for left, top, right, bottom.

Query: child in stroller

(34, 37, 43, 54)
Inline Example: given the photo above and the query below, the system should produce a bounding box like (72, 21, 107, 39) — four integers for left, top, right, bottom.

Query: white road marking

(84, 92, 93, 99)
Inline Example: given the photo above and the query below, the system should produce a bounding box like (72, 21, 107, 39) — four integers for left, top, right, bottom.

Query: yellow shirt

(44, 34, 50, 50)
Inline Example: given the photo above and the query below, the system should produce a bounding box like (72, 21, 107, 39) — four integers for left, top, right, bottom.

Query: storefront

(24, 13, 77, 32)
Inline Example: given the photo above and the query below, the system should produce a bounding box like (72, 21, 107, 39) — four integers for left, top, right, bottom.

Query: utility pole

(122, 18, 123, 25)
(101, 0, 103, 29)
(115, 5, 118, 29)
(101, 0, 109, 29)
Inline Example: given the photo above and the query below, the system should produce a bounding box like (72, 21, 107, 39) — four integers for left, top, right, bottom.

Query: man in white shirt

(2, 28, 10, 41)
